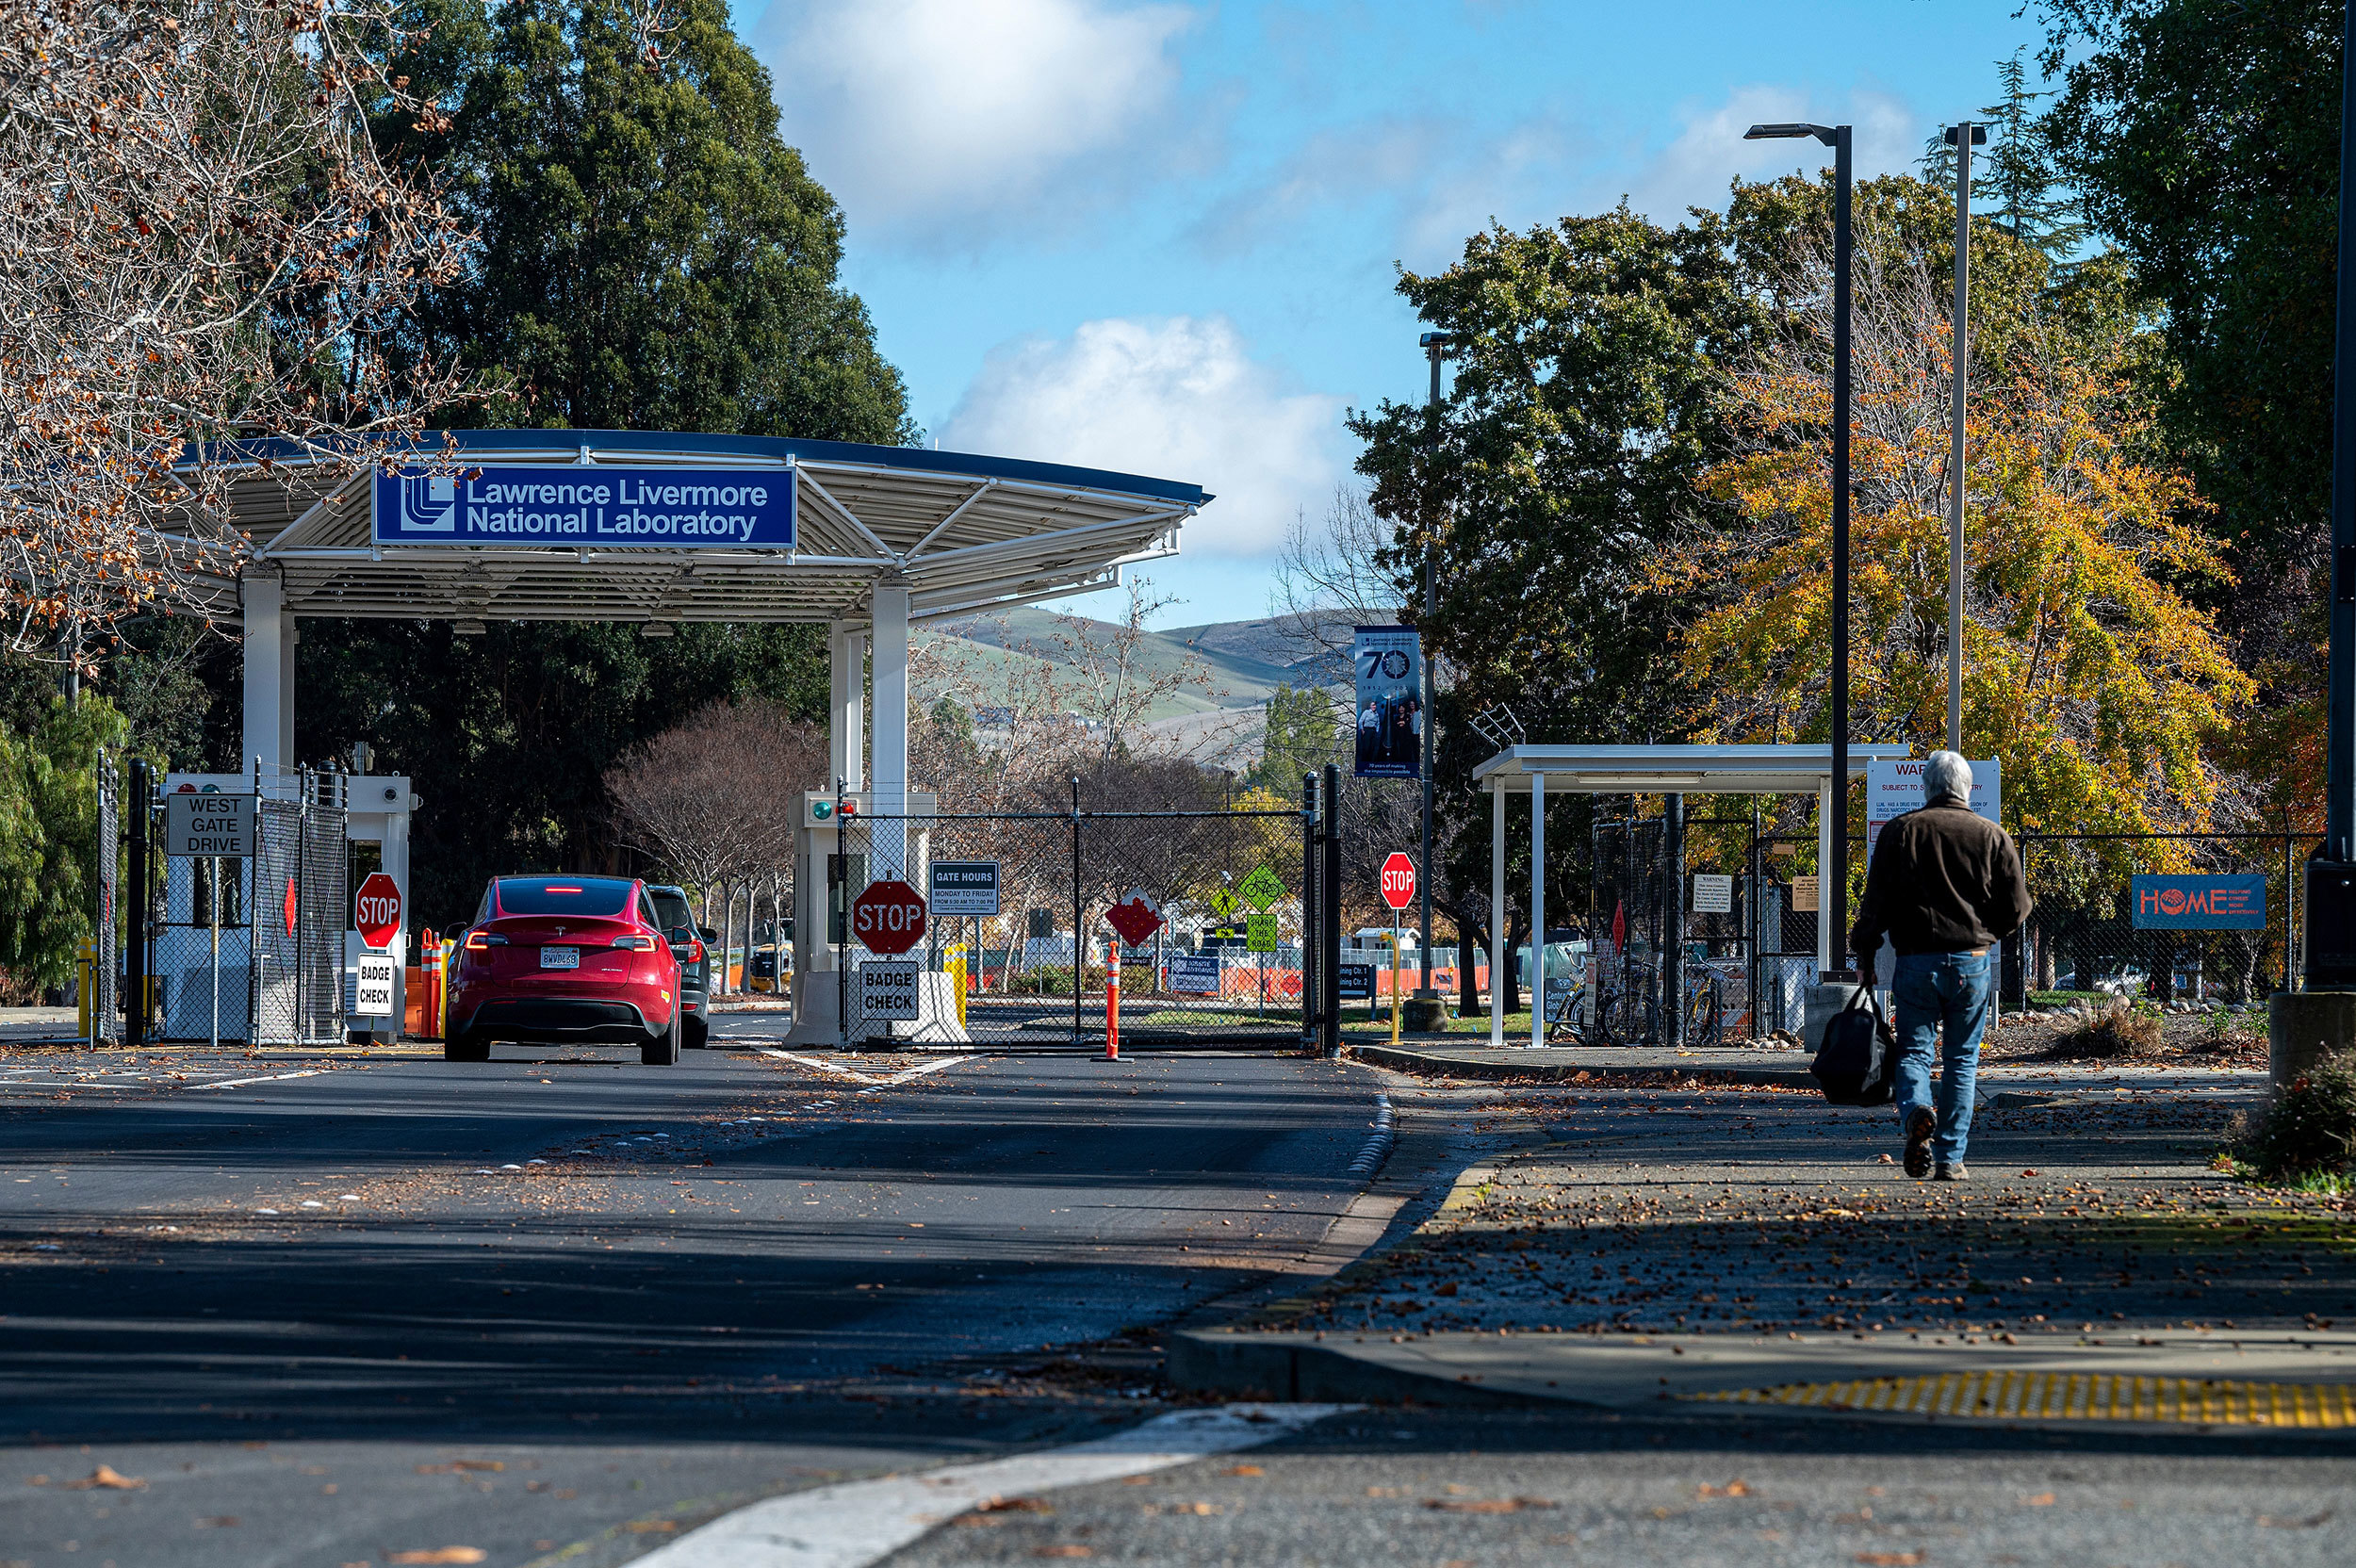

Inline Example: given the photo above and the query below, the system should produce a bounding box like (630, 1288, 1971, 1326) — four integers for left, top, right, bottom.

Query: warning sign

(353, 953, 397, 1017)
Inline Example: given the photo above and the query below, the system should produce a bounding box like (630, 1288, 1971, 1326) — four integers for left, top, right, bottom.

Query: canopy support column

(241, 575, 284, 773)
(1530, 769, 1545, 1050)
(279, 620, 297, 769)
(1817, 777, 1835, 975)
(869, 580, 909, 880)
(1490, 779, 1505, 1049)
(829, 621, 866, 791)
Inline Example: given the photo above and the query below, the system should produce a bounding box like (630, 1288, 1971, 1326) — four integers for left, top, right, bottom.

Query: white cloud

(941, 316, 1343, 557)
(1618, 83, 1918, 220)
(758, 0, 1196, 243)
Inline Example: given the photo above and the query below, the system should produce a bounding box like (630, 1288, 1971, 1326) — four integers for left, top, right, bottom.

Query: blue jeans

(1890, 951, 1990, 1166)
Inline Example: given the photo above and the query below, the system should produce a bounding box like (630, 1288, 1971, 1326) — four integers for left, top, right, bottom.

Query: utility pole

(1945, 122, 1986, 753)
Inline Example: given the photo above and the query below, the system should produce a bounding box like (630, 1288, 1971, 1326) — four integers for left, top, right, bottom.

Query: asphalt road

(0, 1041, 1384, 1567)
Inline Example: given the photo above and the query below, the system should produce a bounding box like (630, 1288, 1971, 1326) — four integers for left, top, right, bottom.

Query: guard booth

(132, 431, 1204, 1046)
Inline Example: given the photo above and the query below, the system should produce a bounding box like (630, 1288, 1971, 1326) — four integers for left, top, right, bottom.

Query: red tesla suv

(447, 874, 682, 1064)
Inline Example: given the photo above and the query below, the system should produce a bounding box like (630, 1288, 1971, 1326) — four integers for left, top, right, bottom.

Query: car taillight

(613, 934, 657, 951)
(689, 939, 705, 963)
(463, 930, 507, 951)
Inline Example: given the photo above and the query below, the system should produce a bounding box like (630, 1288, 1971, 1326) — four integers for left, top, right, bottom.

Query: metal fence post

(1320, 763, 1342, 1057)
(1301, 771, 1319, 1051)
(126, 758, 147, 1048)
(1071, 776, 1084, 1048)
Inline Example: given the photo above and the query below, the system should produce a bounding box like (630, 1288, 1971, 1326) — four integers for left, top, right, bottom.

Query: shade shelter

(173, 429, 1207, 1039)
(1470, 743, 1911, 1048)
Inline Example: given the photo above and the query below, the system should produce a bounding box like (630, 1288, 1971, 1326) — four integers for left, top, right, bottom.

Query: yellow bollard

(947, 945, 969, 1029)
(76, 939, 95, 1042)
(1388, 928, 1402, 1049)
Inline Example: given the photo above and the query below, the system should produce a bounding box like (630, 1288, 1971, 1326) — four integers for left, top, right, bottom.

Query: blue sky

(729, 1, 2050, 629)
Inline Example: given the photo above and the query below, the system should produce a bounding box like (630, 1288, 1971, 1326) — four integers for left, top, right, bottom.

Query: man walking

(1849, 751, 2031, 1181)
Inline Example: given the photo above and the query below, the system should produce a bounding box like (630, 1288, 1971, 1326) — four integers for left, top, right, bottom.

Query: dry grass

(2043, 995, 2166, 1059)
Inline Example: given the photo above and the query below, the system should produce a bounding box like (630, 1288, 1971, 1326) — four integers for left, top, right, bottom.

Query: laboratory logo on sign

(399, 470, 458, 531)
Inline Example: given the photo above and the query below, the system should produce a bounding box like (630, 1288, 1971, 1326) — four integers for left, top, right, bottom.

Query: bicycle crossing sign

(1238, 864, 1284, 911)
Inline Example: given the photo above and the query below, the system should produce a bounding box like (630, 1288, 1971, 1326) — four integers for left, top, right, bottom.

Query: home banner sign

(373, 466, 796, 547)
(2130, 874, 2266, 930)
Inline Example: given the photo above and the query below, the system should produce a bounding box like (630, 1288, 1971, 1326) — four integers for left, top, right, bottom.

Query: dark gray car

(646, 885, 714, 1049)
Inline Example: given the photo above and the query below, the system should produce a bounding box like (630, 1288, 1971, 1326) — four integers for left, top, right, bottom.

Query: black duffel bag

(1809, 984, 1897, 1106)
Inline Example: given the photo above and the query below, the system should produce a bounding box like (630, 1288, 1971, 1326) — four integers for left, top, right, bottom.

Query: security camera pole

(1745, 120, 1854, 979)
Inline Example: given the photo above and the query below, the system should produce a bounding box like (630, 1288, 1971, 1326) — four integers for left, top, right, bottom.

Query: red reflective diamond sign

(851, 879, 926, 956)
(354, 872, 401, 949)
(1105, 888, 1164, 946)
(1380, 852, 1416, 911)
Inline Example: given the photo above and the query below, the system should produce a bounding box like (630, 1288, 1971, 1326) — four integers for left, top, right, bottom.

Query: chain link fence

(820, 802, 1310, 1050)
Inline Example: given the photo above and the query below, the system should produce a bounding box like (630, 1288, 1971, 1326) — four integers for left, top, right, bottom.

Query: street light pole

(1746, 120, 1854, 981)
(1415, 331, 1457, 1019)
(1945, 122, 1986, 753)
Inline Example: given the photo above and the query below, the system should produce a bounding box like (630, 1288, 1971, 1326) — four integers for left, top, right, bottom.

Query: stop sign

(1380, 852, 1416, 911)
(851, 879, 927, 956)
(355, 872, 401, 949)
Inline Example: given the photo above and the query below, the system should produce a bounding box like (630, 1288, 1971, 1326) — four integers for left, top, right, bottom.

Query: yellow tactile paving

(1682, 1371, 2356, 1427)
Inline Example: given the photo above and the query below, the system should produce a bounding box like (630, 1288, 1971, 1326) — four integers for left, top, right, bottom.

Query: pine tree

(1919, 51, 2087, 265)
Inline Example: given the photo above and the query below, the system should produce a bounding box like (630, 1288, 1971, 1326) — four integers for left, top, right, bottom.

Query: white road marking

(753, 1050, 978, 1093)
(630, 1403, 1343, 1568)
(188, 1070, 325, 1089)
(754, 1048, 883, 1084)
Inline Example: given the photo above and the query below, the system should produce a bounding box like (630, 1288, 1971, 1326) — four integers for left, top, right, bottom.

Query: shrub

(2048, 994, 2164, 1058)
(2242, 1048, 2356, 1182)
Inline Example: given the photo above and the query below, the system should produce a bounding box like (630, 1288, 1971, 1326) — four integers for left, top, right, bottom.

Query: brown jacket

(1850, 799, 2032, 957)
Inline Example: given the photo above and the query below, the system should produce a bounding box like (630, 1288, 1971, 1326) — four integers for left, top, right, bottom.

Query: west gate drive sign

(373, 466, 797, 548)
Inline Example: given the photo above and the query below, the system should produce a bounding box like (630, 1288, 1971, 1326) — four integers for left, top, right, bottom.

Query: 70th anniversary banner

(373, 465, 796, 548)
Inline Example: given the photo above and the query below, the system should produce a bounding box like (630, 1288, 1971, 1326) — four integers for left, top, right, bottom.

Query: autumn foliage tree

(1658, 188, 2254, 878)
(0, 0, 477, 664)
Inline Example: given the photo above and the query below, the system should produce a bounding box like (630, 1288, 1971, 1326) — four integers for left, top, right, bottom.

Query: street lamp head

(1943, 123, 1990, 147)
(1745, 122, 1841, 147)
(1418, 331, 1460, 351)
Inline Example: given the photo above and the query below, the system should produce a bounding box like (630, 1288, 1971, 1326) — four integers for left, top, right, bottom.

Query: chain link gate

(143, 767, 347, 1045)
(250, 771, 349, 1045)
(822, 799, 1313, 1050)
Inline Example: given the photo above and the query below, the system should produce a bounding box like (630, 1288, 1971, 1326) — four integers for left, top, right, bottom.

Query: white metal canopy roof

(183, 430, 1206, 627)
(1473, 743, 1914, 794)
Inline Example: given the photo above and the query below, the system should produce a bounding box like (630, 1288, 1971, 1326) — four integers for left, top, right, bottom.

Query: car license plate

(539, 946, 579, 970)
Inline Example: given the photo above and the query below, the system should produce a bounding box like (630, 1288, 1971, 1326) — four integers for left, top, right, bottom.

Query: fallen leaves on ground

(385, 1551, 488, 1566)
(1855, 1555, 1923, 1567)
(66, 1464, 144, 1490)
(2021, 1491, 2056, 1506)
(622, 1520, 679, 1534)
(1697, 1479, 1752, 1497)
(1426, 1496, 1555, 1512)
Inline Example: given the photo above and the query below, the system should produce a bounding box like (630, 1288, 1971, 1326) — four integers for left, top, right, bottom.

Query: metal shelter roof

(1473, 743, 1914, 794)
(184, 430, 1206, 627)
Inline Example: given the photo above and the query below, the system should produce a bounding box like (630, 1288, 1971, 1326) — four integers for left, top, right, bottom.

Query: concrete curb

(1350, 1042, 1818, 1090)
(1165, 1329, 1567, 1409)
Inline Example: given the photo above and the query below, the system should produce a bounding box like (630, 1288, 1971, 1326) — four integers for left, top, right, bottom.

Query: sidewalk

(1172, 1068, 2349, 1430)
(1351, 1038, 2269, 1109)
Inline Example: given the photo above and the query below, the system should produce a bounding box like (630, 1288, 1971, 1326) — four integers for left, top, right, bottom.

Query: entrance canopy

(189, 429, 1204, 628)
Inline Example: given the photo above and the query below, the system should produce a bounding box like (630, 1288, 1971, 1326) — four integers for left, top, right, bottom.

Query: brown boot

(1903, 1108, 1937, 1179)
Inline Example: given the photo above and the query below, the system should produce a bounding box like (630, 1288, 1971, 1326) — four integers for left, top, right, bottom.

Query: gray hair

(1923, 750, 1973, 805)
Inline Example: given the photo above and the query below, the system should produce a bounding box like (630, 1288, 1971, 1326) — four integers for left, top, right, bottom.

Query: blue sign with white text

(372, 465, 795, 548)
(2130, 874, 2266, 930)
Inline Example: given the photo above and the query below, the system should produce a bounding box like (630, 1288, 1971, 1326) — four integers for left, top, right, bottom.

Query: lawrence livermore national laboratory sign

(373, 465, 796, 548)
